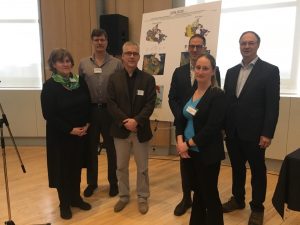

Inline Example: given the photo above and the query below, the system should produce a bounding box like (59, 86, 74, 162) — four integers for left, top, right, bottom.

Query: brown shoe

(114, 200, 128, 212)
(138, 201, 149, 214)
(222, 197, 245, 213)
(248, 211, 264, 225)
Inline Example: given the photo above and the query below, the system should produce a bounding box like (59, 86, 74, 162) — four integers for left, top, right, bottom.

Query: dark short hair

(47, 48, 74, 73)
(239, 31, 261, 45)
(91, 28, 108, 40)
(189, 34, 206, 46)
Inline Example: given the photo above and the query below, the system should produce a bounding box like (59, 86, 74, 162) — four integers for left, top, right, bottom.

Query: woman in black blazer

(176, 53, 226, 225)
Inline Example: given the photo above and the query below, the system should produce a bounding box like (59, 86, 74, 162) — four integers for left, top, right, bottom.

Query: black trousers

(56, 136, 83, 206)
(225, 137, 266, 212)
(180, 157, 194, 199)
(86, 106, 117, 186)
(189, 151, 223, 225)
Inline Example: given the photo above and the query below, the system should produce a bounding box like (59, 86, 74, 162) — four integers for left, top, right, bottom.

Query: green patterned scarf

(52, 73, 80, 90)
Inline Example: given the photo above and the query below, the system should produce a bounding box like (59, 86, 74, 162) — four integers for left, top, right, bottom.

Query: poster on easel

(138, 1, 222, 122)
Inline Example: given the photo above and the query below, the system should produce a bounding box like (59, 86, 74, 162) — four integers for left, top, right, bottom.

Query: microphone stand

(0, 103, 26, 225)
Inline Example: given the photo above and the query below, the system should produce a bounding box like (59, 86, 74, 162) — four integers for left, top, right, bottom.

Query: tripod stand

(0, 103, 26, 225)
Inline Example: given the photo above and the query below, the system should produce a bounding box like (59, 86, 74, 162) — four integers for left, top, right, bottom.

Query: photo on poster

(142, 53, 166, 75)
(155, 85, 164, 108)
(180, 51, 189, 66)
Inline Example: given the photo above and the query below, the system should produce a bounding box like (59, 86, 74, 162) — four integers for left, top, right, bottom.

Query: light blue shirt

(183, 97, 201, 152)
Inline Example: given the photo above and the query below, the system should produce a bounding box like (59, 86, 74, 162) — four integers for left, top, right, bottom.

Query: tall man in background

(222, 31, 280, 225)
(79, 28, 123, 197)
(168, 34, 221, 216)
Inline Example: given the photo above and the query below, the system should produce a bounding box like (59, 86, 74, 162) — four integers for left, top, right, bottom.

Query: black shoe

(71, 200, 92, 210)
(83, 184, 98, 197)
(174, 198, 192, 216)
(60, 205, 72, 220)
(222, 197, 245, 213)
(248, 211, 264, 225)
(109, 184, 119, 197)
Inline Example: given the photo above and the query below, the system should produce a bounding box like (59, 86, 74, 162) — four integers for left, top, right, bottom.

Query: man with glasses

(168, 34, 221, 216)
(78, 28, 123, 198)
(222, 31, 280, 225)
(107, 41, 156, 214)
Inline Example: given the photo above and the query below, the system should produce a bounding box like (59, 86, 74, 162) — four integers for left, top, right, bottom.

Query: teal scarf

(52, 73, 80, 90)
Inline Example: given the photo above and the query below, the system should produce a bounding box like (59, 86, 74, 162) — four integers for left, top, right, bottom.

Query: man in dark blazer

(107, 41, 156, 215)
(222, 31, 280, 225)
(168, 34, 221, 216)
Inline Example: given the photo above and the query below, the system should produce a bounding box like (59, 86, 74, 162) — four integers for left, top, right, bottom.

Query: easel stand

(0, 103, 26, 225)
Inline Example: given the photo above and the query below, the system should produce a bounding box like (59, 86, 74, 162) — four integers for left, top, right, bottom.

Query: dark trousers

(225, 137, 266, 212)
(189, 151, 223, 225)
(56, 139, 82, 206)
(180, 157, 194, 200)
(86, 106, 117, 186)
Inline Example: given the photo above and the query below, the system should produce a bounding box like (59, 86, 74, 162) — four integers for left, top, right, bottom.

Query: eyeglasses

(188, 45, 204, 50)
(239, 41, 257, 47)
(123, 51, 139, 57)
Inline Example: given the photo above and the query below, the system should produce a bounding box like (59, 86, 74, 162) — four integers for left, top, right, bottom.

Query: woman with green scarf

(41, 48, 91, 219)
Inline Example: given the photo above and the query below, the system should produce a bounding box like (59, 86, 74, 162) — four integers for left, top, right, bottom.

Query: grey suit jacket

(224, 58, 280, 142)
(107, 68, 156, 142)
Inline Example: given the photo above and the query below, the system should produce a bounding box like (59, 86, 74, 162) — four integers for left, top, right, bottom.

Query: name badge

(94, 68, 102, 74)
(186, 106, 197, 116)
(137, 90, 144, 96)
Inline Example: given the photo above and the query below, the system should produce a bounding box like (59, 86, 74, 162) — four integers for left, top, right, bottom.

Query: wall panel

(65, 0, 93, 70)
(287, 98, 300, 154)
(40, 0, 67, 79)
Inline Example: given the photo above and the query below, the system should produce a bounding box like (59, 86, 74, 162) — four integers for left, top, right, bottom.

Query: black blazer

(224, 58, 280, 142)
(176, 86, 226, 165)
(107, 68, 156, 143)
(168, 63, 221, 125)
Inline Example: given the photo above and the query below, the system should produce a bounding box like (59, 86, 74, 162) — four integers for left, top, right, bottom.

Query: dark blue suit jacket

(224, 58, 280, 142)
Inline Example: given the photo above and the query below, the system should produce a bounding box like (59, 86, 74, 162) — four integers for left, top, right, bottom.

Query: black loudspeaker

(100, 14, 129, 56)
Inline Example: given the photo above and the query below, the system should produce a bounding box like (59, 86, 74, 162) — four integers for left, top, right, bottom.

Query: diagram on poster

(138, 1, 221, 121)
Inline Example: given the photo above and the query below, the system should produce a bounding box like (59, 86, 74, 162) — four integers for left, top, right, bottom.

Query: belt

(92, 103, 107, 108)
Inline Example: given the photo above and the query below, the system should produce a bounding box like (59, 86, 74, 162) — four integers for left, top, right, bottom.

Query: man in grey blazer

(222, 31, 280, 225)
(107, 41, 156, 215)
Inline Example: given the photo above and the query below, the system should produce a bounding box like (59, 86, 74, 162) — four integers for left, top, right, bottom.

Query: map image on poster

(139, 2, 221, 121)
(146, 24, 167, 44)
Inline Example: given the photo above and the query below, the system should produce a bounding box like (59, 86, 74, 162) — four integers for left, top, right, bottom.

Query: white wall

(0, 90, 45, 137)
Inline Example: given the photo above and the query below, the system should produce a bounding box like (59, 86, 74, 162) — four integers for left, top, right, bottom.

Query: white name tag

(137, 90, 144, 96)
(94, 68, 102, 74)
(186, 106, 197, 116)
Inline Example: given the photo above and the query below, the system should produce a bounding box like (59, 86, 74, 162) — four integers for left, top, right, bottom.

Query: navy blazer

(176, 86, 226, 165)
(107, 68, 156, 143)
(224, 58, 280, 142)
(168, 63, 221, 125)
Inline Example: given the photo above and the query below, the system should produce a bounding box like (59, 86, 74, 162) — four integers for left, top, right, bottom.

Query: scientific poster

(138, 1, 221, 121)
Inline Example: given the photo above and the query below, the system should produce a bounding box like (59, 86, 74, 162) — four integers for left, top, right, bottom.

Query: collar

(240, 56, 258, 68)
(125, 68, 138, 78)
(89, 52, 111, 66)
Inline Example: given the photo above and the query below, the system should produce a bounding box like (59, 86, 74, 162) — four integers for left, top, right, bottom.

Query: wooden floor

(0, 147, 299, 225)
